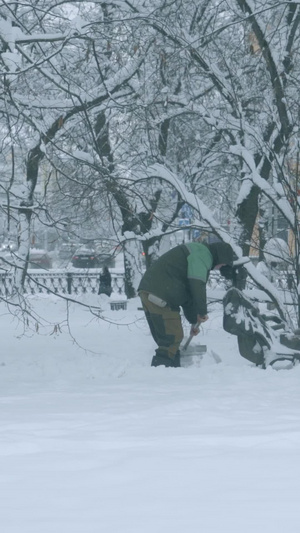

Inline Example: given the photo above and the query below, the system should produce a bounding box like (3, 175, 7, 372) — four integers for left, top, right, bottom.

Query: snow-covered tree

(1, 0, 300, 326)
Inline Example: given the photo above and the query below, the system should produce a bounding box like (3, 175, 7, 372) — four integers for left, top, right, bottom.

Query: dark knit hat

(205, 242, 233, 268)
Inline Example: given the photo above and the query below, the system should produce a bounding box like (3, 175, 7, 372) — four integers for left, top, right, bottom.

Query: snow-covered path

(1, 295, 300, 532)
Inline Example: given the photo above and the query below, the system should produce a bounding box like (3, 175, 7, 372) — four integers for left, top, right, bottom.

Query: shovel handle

(182, 321, 201, 351)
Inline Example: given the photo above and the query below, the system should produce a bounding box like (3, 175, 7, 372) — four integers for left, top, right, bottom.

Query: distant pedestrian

(98, 265, 112, 296)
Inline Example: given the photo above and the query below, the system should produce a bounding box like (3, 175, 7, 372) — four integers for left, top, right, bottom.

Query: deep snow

(1, 292, 300, 533)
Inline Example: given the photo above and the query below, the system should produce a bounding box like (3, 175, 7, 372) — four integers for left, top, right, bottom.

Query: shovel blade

(183, 344, 207, 356)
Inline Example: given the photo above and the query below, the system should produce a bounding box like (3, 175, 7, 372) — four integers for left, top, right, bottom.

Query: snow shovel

(182, 321, 207, 356)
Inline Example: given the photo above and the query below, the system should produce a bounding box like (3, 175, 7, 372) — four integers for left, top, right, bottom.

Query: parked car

(71, 247, 98, 268)
(94, 241, 116, 268)
(96, 251, 115, 268)
(29, 249, 52, 269)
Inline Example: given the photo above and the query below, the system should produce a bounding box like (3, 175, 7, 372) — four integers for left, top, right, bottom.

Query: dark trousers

(139, 290, 183, 360)
(98, 284, 112, 296)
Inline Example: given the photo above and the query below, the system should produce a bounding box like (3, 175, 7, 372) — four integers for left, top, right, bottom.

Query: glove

(190, 315, 208, 336)
(220, 264, 234, 280)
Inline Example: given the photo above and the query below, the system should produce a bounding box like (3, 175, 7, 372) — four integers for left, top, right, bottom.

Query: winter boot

(151, 351, 181, 368)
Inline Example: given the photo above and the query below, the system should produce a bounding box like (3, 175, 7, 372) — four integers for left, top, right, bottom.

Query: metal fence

(0, 267, 294, 299)
(0, 269, 125, 297)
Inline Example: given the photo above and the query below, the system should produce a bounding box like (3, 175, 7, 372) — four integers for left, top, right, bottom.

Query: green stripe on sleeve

(185, 242, 213, 282)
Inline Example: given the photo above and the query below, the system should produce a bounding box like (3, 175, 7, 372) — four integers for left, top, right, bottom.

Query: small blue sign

(180, 204, 193, 218)
(178, 218, 190, 227)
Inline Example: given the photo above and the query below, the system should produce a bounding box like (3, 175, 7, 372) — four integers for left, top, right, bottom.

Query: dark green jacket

(138, 241, 233, 324)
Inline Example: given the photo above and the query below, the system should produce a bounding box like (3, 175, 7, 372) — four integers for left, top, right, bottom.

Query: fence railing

(0, 267, 294, 301)
(0, 269, 125, 297)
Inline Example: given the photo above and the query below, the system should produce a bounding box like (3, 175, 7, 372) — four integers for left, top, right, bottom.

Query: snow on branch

(0, 13, 88, 46)
(236, 0, 291, 136)
(230, 144, 295, 225)
(142, 163, 238, 246)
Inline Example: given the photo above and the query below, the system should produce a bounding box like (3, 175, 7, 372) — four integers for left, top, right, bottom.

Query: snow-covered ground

(1, 293, 300, 533)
